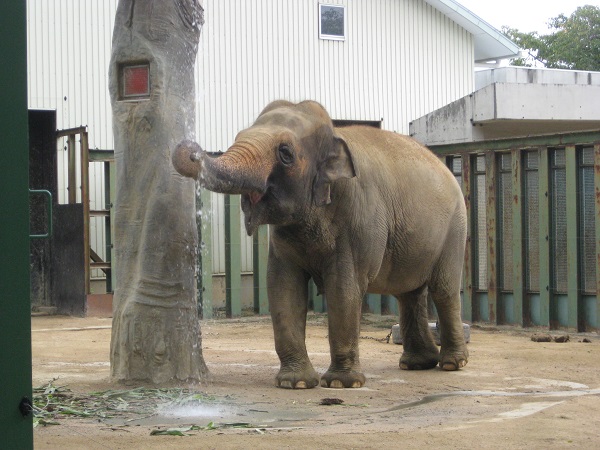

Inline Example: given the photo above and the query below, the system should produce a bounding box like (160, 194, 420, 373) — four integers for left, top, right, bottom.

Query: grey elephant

(172, 100, 468, 389)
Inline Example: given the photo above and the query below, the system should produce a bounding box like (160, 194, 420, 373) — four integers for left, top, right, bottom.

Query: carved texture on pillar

(109, 0, 208, 383)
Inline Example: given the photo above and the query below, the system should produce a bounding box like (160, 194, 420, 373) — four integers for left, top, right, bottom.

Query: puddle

(105, 401, 320, 428)
(383, 388, 600, 413)
(504, 377, 589, 390)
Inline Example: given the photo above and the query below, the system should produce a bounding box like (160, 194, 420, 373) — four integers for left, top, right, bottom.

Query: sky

(457, 0, 600, 34)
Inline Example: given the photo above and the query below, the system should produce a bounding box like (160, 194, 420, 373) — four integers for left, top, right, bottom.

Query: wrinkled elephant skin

(172, 100, 468, 389)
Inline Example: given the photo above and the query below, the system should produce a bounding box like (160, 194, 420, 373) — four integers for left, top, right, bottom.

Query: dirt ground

(32, 314, 599, 449)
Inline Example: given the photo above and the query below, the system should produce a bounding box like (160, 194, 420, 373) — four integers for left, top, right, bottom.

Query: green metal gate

(433, 131, 600, 332)
(0, 1, 34, 447)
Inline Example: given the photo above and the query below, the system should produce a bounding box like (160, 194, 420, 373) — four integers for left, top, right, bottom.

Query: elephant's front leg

(268, 250, 319, 389)
(320, 274, 366, 389)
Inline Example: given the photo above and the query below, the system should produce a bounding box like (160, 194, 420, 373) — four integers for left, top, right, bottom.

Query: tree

(502, 5, 600, 71)
(109, 0, 208, 384)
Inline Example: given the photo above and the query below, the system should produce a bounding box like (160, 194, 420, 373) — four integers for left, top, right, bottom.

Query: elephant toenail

(295, 381, 307, 389)
(329, 380, 344, 388)
(351, 381, 363, 388)
(279, 380, 293, 388)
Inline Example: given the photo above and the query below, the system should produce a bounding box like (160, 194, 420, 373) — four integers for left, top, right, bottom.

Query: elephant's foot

(320, 370, 366, 388)
(276, 366, 320, 389)
(399, 349, 439, 370)
(439, 347, 468, 371)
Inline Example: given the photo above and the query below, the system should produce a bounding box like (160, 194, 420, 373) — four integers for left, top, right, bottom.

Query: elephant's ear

(313, 136, 358, 207)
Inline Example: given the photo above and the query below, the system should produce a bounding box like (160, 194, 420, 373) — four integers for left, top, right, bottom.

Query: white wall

(197, 0, 474, 272)
(27, 0, 475, 275)
(27, 0, 118, 278)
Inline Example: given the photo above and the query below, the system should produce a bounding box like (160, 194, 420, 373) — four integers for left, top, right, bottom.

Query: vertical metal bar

(485, 151, 498, 324)
(81, 131, 90, 295)
(0, 0, 33, 444)
(512, 148, 526, 325)
(253, 225, 269, 314)
(538, 147, 551, 327)
(225, 194, 242, 317)
(109, 160, 117, 291)
(461, 153, 474, 322)
(310, 280, 324, 312)
(198, 189, 213, 319)
(565, 145, 580, 330)
(104, 161, 113, 292)
(67, 134, 77, 204)
(366, 294, 382, 315)
(594, 143, 600, 331)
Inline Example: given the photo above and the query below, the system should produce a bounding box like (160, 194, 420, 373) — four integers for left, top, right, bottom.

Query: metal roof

(425, 0, 520, 62)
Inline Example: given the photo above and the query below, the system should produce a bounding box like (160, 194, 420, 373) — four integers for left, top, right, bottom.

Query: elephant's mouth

(241, 190, 267, 236)
(246, 191, 264, 206)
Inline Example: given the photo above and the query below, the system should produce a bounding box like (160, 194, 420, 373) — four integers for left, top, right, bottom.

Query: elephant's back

(335, 125, 457, 192)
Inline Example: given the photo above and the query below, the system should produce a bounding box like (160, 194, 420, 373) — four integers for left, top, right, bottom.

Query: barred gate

(435, 130, 600, 332)
(198, 130, 600, 331)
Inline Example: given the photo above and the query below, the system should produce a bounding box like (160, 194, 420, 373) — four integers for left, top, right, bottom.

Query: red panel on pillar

(122, 65, 150, 98)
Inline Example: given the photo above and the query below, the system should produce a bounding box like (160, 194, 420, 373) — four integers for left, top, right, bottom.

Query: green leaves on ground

(149, 422, 263, 436)
(32, 380, 219, 426)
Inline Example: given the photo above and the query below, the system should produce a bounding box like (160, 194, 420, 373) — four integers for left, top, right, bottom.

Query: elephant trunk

(172, 139, 273, 196)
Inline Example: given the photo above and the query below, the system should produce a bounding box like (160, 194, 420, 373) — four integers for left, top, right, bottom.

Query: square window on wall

(319, 4, 346, 41)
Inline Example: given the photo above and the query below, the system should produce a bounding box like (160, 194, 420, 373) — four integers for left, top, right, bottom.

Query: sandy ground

(31, 314, 600, 449)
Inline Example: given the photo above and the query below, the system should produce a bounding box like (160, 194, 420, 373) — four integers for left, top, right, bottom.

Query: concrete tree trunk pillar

(109, 0, 208, 383)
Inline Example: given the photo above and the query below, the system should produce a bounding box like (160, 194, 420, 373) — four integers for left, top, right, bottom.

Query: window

(550, 149, 567, 293)
(319, 4, 346, 40)
(578, 146, 596, 294)
(474, 155, 487, 291)
(447, 155, 462, 189)
(524, 150, 540, 292)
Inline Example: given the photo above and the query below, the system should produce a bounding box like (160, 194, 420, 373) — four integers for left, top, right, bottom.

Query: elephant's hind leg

(430, 289, 468, 371)
(429, 225, 469, 371)
(397, 286, 439, 370)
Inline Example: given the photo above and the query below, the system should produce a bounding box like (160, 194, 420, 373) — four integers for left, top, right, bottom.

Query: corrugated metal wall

(27, 0, 475, 276)
(197, 0, 474, 273)
(27, 0, 118, 278)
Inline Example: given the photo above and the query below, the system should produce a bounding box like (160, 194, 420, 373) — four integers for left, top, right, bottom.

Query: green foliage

(502, 5, 600, 71)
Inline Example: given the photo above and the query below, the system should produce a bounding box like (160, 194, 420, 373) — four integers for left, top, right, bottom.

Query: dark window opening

(332, 119, 381, 129)
(319, 4, 346, 40)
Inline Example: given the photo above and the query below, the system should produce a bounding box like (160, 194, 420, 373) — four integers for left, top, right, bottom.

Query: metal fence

(433, 130, 600, 332)
(198, 130, 599, 332)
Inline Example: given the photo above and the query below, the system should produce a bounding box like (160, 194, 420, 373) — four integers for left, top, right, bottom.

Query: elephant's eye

(278, 144, 294, 166)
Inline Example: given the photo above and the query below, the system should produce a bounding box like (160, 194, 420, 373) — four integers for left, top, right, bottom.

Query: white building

(26, 0, 517, 300)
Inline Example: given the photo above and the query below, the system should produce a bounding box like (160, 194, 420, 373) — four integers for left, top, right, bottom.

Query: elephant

(172, 100, 468, 389)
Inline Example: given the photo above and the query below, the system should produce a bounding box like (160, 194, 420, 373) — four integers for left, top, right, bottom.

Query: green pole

(461, 154, 475, 322)
(485, 151, 498, 324)
(225, 194, 242, 317)
(0, 1, 34, 447)
(565, 146, 580, 330)
(511, 148, 526, 326)
(253, 225, 269, 314)
(538, 147, 551, 328)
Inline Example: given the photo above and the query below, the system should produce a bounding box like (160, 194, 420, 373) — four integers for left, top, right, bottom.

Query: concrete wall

(27, 0, 479, 277)
(476, 66, 600, 90)
(411, 68, 600, 146)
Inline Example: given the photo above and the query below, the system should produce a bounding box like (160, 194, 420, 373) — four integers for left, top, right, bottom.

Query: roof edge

(424, 0, 520, 62)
